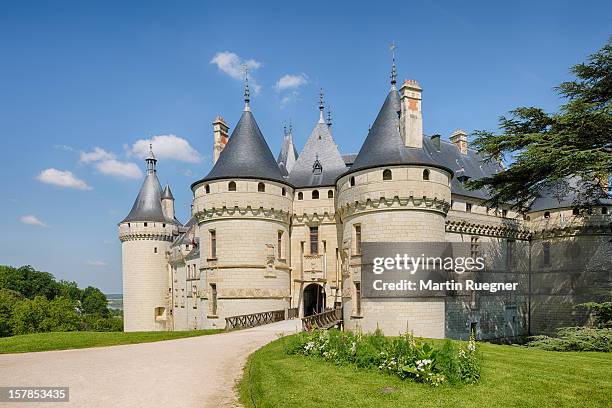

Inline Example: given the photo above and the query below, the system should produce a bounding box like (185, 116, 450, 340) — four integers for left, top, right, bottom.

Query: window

(506, 240, 515, 269)
(543, 241, 551, 267)
(210, 230, 217, 259)
(312, 190, 319, 199)
(309, 226, 319, 255)
(144, 222, 148, 227)
(354, 282, 361, 315)
(154, 247, 157, 254)
(128, 223, 131, 227)
(354, 224, 362, 255)
(502, 209, 508, 218)
(162, 223, 166, 228)
(470, 236, 480, 258)
(544, 211, 550, 219)
(572, 207, 580, 216)
(205, 184, 210, 193)
(228, 181, 236, 191)
(210, 284, 217, 316)
(423, 169, 430, 180)
(282, 187, 286, 196)
(383, 169, 392, 180)
(258, 182, 265, 192)
(298, 192, 303, 200)
(603, 207, 609, 215)
(277, 231, 283, 259)
(466, 203, 472, 213)
(155, 307, 165, 319)
(350, 176, 355, 187)
(328, 190, 334, 198)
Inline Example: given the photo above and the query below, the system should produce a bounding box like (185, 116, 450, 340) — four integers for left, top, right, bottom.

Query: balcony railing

(301, 308, 343, 331)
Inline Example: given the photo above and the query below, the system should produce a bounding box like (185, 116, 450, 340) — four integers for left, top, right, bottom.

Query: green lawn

(0, 329, 223, 354)
(239, 335, 612, 408)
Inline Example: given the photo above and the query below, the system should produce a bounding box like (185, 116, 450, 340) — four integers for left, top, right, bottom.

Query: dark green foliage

(0, 265, 60, 300)
(527, 327, 612, 352)
(467, 39, 612, 210)
(10, 296, 80, 335)
(0, 264, 120, 337)
(0, 289, 24, 337)
(81, 286, 109, 316)
(575, 301, 612, 328)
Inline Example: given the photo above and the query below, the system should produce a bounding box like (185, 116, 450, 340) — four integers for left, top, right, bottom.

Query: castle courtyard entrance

(303, 283, 326, 316)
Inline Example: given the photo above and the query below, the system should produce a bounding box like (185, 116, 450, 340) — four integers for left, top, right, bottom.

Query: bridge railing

(301, 307, 343, 331)
(225, 309, 285, 331)
(287, 307, 299, 319)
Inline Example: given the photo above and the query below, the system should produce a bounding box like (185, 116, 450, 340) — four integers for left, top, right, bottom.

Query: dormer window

(258, 182, 265, 192)
(423, 169, 430, 181)
(228, 181, 236, 191)
(312, 156, 323, 175)
(457, 174, 471, 183)
(383, 169, 392, 180)
(312, 190, 319, 199)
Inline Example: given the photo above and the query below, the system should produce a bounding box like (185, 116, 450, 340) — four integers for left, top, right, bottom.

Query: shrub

(286, 329, 481, 386)
(575, 302, 612, 328)
(527, 327, 612, 352)
(11, 296, 80, 334)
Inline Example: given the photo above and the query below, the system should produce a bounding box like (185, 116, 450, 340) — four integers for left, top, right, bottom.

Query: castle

(119, 64, 611, 339)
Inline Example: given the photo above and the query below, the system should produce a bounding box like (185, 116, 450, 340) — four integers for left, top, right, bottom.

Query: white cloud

(36, 168, 92, 190)
(20, 215, 48, 227)
(79, 147, 141, 180)
(281, 91, 300, 108)
(275, 73, 309, 91)
(80, 147, 115, 163)
(54, 144, 74, 152)
(127, 134, 202, 164)
(85, 260, 107, 267)
(95, 159, 142, 179)
(210, 51, 263, 93)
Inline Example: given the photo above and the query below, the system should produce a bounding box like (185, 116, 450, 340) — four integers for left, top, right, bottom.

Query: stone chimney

(399, 79, 423, 148)
(212, 116, 229, 164)
(450, 129, 468, 154)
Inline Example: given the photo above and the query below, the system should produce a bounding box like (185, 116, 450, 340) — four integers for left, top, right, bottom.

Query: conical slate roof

(288, 120, 347, 187)
(347, 89, 445, 175)
(193, 110, 287, 186)
(161, 184, 174, 200)
(121, 172, 167, 223)
(277, 131, 299, 176)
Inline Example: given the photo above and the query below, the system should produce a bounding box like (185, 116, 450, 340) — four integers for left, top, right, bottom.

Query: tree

(81, 286, 109, 316)
(57, 280, 83, 304)
(0, 288, 24, 337)
(467, 39, 612, 210)
(10, 296, 79, 335)
(0, 265, 60, 300)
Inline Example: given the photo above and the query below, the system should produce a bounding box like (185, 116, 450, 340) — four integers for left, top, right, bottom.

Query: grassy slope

(0, 330, 223, 354)
(239, 336, 612, 408)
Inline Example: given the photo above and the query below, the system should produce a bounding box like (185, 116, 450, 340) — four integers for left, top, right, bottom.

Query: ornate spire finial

(389, 41, 397, 89)
(242, 64, 250, 111)
(326, 108, 332, 127)
(289, 119, 293, 135)
(283, 124, 287, 137)
(145, 143, 157, 174)
(318, 88, 325, 123)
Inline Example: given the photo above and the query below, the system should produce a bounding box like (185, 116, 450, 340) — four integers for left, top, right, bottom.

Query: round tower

(336, 75, 452, 337)
(119, 146, 180, 331)
(191, 81, 293, 329)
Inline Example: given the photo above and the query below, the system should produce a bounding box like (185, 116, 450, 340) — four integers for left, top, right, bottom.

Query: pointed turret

(288, 90, 347, 187)
(192, 89, 286, 185)
(161, 184, 176, 222)
(161, 184, 174, 200)
(277, 124, 299, 176)
(121, 147, 179, 224)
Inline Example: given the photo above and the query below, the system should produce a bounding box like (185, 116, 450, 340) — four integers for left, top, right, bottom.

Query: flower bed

(284, 329, 480, 386)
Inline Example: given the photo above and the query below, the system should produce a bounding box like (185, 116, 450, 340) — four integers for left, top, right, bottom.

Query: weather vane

(389, 41, 397, 87)
(241, 64, 250, 110)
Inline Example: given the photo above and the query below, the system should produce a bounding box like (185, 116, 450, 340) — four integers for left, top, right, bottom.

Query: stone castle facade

(120, 68, 611, 339)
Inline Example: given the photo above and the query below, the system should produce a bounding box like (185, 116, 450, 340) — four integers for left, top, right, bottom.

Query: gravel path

(0, 319, 302, 408)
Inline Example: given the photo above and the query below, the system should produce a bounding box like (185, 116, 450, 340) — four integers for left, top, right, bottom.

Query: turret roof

(121, 172, 167, 223)
(193, 110, 287, 186)
(161, 184, 175, 200)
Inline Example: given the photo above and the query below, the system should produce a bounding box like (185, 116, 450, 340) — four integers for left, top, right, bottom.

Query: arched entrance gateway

(303, 283, 326, 316)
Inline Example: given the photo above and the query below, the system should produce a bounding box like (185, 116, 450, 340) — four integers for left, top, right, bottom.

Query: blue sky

(0, 1, 609, 293)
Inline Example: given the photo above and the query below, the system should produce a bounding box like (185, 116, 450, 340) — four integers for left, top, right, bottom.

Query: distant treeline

(0, 265, 122, 337)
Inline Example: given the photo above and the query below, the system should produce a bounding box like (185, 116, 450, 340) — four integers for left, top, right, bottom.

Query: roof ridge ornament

(318, 88, 325, 124)
(326, 108, 332, 127)
(389, 41, 397, 90)
(242, 64, 250, 111)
